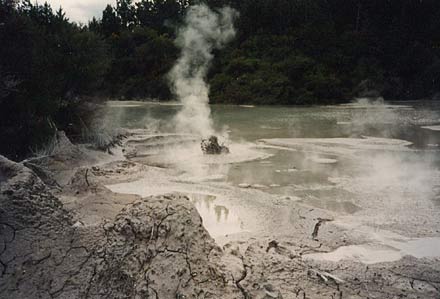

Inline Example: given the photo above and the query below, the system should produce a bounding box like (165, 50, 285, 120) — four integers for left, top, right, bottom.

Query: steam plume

(168, 4, 238, 137)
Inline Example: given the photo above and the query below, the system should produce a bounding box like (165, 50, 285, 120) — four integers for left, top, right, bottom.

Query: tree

(101, 5, 120, 36)
(116, 0, 135, 29)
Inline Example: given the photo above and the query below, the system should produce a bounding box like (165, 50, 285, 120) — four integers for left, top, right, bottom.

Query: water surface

(105, 100, 440, 261)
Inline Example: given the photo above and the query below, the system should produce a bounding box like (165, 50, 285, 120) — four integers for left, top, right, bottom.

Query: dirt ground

(1, 131, 439, 298)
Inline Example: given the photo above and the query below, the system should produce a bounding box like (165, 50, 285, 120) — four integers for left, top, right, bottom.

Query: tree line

(1, 0, 440, 159)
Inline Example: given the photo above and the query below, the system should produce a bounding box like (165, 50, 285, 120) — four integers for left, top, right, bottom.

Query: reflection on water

(227, 148, 342, 189)
(105, 100, 440, 197)
(104, 100, 440, 252)
(187, 193, 245, 238)
(103, 100, 440, 148)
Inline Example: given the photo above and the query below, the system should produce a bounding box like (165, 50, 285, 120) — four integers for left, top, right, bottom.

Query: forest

(1, 0, 440, 159)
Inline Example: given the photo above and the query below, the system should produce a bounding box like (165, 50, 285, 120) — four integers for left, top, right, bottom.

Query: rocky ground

(1, 131, 439, 298)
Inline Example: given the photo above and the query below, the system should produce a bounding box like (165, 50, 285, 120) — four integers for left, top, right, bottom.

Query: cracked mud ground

(1, 133, 439, 298)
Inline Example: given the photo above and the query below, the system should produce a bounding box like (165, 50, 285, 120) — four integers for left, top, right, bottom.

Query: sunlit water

(187, 193, 245, 238)
(105, 100, 440, 263)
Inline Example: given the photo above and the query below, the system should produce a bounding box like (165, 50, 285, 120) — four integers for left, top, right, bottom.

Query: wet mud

(1, 130, 440, 298)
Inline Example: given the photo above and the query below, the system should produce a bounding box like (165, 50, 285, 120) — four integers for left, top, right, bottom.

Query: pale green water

(104, 101, 440, 195)
(106, 100, 440, 147)
(105, 100, 440, 260)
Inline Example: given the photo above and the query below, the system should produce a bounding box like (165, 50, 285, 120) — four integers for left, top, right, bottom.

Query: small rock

(266, 240, 279, 252)
(262, 284, 283, 299)
(73, 221, 84, 228)
(201, 136, 229, 155)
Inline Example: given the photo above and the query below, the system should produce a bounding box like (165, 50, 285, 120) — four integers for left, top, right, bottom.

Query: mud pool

(105, 100, 440, 263)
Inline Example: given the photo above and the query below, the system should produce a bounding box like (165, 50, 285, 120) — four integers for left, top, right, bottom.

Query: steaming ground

(4, 100, 440, 297)
(107, 133, 440, 256)
(168, 4, 237, 137)
(104, 100, 440, 267)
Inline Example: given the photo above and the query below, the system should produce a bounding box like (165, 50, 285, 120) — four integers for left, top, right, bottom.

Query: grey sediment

(1, 130, 439, 298)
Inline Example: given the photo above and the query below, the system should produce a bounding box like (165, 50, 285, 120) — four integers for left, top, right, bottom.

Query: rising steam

(168, 4, 238, 137)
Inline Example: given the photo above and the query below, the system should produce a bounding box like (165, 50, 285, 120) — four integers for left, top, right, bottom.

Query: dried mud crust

(0, 156, 241, 298)
(1, 128, 440, 299)
(225, 239, 440, 299)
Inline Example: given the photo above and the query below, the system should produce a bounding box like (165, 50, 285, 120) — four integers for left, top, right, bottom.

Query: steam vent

(201, 136, 230, 154)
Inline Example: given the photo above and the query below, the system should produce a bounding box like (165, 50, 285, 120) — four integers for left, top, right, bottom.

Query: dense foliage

(1, 0, 440, 158)
(1, 0, 109, 159)
(208, 0, 440, 104)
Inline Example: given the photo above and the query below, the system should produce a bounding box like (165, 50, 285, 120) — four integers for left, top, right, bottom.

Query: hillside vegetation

(1, 0, 440, 158)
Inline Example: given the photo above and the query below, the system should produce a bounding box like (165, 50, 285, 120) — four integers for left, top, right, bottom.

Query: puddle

(127, 138, 272, 179)
(304, 237, 440, 264)
(187, 193, 245, 239)
(107, 177, 247, 239)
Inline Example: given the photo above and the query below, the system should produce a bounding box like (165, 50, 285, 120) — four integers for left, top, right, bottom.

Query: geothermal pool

(105, 100, 440, 264)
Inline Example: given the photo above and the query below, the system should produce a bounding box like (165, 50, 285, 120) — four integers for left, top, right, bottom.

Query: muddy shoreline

(1, 130, 439, 298)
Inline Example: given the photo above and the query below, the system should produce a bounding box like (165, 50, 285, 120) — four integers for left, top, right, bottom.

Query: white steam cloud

(168, 4, 238, 137)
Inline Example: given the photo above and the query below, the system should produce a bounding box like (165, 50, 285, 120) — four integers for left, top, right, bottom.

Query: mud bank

(0, 155, 242, 298)
(1, 131, 439, 298)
